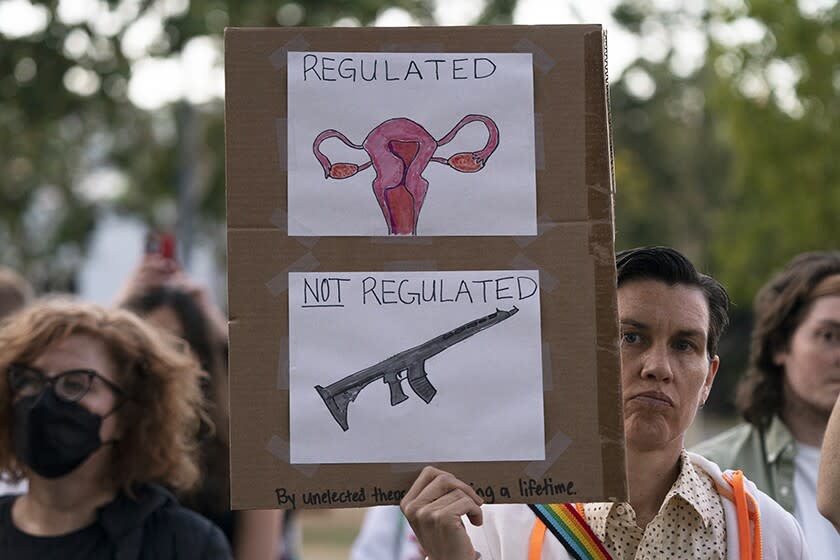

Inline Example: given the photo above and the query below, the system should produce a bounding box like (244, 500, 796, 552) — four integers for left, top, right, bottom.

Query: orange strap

(528, 517, 547, 560)
(719, 471, 763, 560)
(747, 491, 762, 560)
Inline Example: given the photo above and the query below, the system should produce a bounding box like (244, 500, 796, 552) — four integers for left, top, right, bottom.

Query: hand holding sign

(401, 466, 483, 560)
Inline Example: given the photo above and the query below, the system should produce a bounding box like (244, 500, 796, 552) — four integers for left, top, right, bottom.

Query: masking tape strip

(534, 112, 545, 171)
(513, 236, 537, 249)
(382, 260, 437, 271)
(266, 253, 320, 296)
(294, 236, 320, 249)
(268, 35, 311, 70)
(276, 118, 287, 171)
(584, 28, 617, 500)
(523, 431, 572, 480)
(513, 215, 559, 248)
(513, 38, 556, 74)
(276, 335, 289, 390)
(590, 239, 613, 267)
(286, 215, 325, 238)
(542, 341, 553, 392)
(266, 435, 319, 477)
(535, 215, 560, 236)
(271, 208, 287, 232)
(509, 254, 559, 293)
(273, 209, 321, 248)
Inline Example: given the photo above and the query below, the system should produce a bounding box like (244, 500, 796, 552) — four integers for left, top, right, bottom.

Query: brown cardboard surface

(225, 25, 625, 510)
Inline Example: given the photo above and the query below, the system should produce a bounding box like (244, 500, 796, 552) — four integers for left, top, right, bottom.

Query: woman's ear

(770, 334, 790, 367)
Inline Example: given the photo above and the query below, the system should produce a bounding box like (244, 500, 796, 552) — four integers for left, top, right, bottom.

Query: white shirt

(351, 505, 424, 560)
(794, 443, 840, 560)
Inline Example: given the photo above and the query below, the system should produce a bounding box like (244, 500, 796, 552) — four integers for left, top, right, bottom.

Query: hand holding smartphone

(145, 232, 176, 261)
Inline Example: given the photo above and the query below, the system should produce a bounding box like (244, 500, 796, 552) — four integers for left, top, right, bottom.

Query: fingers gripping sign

(401, 467, 484, 560)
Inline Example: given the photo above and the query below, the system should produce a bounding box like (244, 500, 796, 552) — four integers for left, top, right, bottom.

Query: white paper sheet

(289, 271, 545, 464)
(287, 52, 537, 236)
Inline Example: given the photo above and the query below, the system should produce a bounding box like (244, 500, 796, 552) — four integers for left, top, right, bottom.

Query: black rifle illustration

(315, 306, 519, 431)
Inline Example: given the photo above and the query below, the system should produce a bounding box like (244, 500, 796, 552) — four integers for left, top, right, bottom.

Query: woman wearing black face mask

(0, 298, 232, 560)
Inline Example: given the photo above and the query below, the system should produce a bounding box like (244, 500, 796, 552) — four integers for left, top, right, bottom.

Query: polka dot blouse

(583, 450, 727, 559)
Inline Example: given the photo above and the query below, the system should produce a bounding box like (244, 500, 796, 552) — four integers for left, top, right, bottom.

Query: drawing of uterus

(312, 115, 499, 235)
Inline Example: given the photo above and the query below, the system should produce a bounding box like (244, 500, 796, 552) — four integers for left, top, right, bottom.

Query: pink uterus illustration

(312, 115, 499, 235)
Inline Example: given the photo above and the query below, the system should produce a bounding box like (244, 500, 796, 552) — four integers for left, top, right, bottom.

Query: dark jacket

(1, 484, 232, 560)
(102, 483, 232, 560)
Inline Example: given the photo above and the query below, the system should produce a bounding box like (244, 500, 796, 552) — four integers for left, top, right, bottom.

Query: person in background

(118, 253, 285, 560)
(351, 505, 423, 560)
(400, 246, 807, 559)
(0, 268, 34, 322)
(694, 252, 840, 556)
(0, 267, 35, 497)
(0, 298, 231, 558)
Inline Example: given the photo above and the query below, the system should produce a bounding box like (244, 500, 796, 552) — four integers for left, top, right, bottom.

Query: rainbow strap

(528, 503, 613, 560)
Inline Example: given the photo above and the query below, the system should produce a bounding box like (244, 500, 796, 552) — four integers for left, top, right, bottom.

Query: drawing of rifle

(315, 306, 519, 431)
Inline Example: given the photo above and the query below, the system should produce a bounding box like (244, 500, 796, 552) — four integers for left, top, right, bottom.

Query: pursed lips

(628, 390, 674, 408)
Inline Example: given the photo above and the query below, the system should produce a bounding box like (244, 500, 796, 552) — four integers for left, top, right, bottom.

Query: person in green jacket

(694, 251, 840, 554)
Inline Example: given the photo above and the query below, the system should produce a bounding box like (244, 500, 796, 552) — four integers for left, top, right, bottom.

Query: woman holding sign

(400, 247, 808, 559)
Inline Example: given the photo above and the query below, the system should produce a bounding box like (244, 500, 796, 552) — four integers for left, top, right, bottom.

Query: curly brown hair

(0, 268, 33, 320)
(0, 297, 209, 493)
(737, 252, 840, 427)
(123, 287, 232, 514)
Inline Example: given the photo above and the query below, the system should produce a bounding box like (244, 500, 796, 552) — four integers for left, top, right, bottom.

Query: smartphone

(145, 232, 176, 260)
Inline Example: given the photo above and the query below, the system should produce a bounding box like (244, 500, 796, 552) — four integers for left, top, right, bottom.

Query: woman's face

(25, 333, 125, 478)
(778, 295, 840, 417)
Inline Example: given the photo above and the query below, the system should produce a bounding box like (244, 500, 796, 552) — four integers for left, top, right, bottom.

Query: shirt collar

(584, 451, 717, 534)
(765, 414, 795, 462)
(583, 502, 616, 540)
(661, 449, 716, 529)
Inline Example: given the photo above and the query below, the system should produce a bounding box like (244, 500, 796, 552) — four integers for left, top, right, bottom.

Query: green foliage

(612, 60, 730, 261)
(611, 0, 840, 305)
(706, 0, 840, 302)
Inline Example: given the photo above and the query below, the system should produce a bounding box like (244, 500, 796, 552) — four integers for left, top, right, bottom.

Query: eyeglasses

(7, 363, 125, 403)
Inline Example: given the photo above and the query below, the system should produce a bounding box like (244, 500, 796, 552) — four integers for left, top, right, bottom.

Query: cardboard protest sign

(225, 25, 624, 510)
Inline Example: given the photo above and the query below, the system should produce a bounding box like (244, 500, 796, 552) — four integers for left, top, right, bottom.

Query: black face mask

(12, 389, 113, 479)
